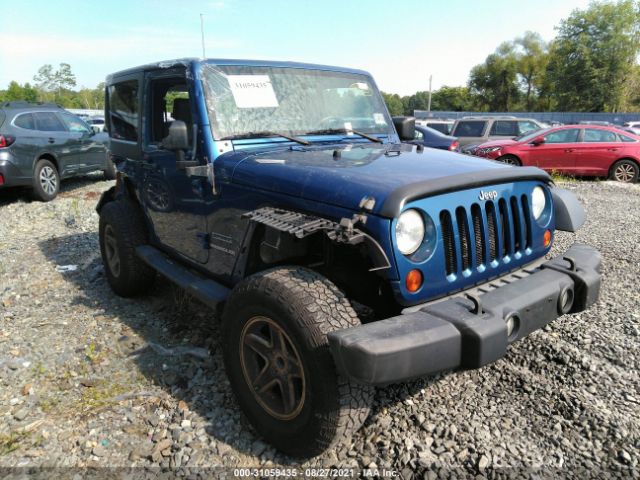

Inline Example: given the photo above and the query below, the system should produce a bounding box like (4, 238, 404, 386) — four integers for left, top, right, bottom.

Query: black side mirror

(162, 120, 189, 151)
(392, 116, 416, 141)
(531, 137, 545, 146)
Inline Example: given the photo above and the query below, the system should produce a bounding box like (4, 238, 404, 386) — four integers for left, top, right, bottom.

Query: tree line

(2, 1, 639, 115)
(383, 0, 640, 116)
(0, 63, 104, 110)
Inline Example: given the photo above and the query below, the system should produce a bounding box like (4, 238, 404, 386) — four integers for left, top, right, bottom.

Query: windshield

(514, 128, 551, 142)
(200, 63, 394, 140)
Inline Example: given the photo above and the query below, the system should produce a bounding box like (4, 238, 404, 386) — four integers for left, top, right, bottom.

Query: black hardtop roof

(106, 58, 371, 83)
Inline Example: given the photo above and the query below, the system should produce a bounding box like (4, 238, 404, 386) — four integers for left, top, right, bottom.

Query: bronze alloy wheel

(239, 316, 306, 420)
(614, 162, 636, 182)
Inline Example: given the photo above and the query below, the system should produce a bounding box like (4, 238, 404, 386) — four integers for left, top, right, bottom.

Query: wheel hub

(240, 316, 306, 420)
(615, 164, 635, 182)
(40, 166, 57, 195)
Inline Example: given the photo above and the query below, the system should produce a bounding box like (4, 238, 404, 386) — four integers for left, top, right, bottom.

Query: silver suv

(451, 116, 546, 150)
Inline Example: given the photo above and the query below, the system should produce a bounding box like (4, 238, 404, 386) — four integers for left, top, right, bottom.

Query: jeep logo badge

(478, 190, 498, 201)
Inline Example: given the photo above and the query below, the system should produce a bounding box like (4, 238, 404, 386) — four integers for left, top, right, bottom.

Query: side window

(414, 130, 424, 140)
(544, 128, 580, 143)
(14, 113, 36, 130)
(453, 121, 486, 137)
(108, 80, 139, 141)
(34, 112, 66, 132)
(426, 123, 446, 134)
(518, 121, 538, 134)
(489, 121, 518, 136)
(583, 129, 617, 143)
(619, 134, 637, 142)
(59, 113, 91, 133)
(148, 78, 191, 146)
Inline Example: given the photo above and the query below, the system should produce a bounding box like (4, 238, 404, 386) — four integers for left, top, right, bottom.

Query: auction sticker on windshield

(228, 75, 279, 108)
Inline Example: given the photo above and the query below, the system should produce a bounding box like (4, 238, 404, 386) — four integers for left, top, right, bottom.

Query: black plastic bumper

(0, 160, 31, 187)
(328, 243, 601, 386)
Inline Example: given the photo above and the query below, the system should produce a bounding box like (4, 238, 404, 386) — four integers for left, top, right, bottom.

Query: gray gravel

(0, 175, 638, 478)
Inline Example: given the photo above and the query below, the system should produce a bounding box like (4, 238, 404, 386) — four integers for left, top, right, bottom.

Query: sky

(1, 0, 593, 96)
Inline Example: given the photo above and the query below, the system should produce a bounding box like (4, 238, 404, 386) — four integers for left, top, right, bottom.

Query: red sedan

(471, 125, 640, 183)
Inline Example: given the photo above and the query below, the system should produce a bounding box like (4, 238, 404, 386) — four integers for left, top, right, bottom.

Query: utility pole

(427, 75, 433, 113)
(200, 13, 206, 58)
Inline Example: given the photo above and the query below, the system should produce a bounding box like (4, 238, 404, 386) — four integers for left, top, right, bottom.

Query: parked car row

(0, 101, 114, 201)
(469, 124, 640, 183)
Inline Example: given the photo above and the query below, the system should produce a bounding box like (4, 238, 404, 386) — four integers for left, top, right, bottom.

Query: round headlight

(532, 186, 546, 220)
(396, 209, 425, 255)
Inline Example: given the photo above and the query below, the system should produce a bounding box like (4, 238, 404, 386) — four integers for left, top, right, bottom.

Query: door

(32, 112, 75, 177)
(140, 71, 209, 264)
(58, 112, 106, 170)
(528, 128, 581, 173)
(573, 128, 620, 176)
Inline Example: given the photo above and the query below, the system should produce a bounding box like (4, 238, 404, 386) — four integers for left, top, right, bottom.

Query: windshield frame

(199, 62, 396, 143)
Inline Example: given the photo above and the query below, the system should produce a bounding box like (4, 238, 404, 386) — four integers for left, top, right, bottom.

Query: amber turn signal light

(406, 269, 423, 293)
(543, 229, 552, 247)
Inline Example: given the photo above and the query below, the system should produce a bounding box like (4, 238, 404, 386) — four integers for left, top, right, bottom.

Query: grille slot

(510, 196, 522, 252)
(440, 211, 456, 275)
(521, 195, 532, 249)
(498, 199, 510, 258)
(456, 207, 472, 271)
(471, 204, 485, 267)
(486, 201, 498, 261)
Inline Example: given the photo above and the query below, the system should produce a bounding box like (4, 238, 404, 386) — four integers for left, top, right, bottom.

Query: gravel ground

(0, 175, 638, 478)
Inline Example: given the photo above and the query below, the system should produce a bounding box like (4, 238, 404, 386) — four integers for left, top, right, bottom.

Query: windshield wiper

(305, 128, 383, 144)
(220, 131, 310, 146)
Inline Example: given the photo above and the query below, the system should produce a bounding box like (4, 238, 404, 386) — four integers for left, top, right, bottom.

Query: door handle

(48, 138, 55, 144)
(607, 148, 618, 151)
(564, 148, 574, 153)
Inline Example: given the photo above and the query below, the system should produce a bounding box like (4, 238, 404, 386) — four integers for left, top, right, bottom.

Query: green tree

(381, 92, 404, 116)
(514, 31, 549, 111)
(0, 81, 39, 102)
(468, 41, 521, 111)
(431, 86, 474, 111)
(33, 63, 78, 102)
(547, 0, 640, 112)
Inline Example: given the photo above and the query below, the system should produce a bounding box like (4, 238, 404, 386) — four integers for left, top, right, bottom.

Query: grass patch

(550, 170, 577, 183)
(0, 432, 29, 455)
(79, 380, 129, 411)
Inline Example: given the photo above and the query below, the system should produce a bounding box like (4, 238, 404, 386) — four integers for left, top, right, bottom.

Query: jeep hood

(227, 144, 550, 218)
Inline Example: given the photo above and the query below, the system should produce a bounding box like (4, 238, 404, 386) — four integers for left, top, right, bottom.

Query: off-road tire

(496, 154, 521, 166)
(221, 266, 373, 458)
(609, 159, 639, 183)
(32, 159, 59, 201)
(103, 156, 117, 180)
(98, 199, 155, 296)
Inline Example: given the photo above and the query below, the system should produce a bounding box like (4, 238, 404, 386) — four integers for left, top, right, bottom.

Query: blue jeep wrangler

(97, 59, 601, 457)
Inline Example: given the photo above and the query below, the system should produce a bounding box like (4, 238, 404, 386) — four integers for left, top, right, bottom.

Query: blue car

(97, 58, 601, 457)
(411, 124, 459, 151)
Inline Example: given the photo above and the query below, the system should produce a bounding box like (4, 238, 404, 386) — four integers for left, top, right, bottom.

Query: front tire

(610, 159, 639, 183)
(32, 159, 59, 201)
(98, 199, 156, 296)
(221, 267, 373, 458)
(496, 154, 521, 166)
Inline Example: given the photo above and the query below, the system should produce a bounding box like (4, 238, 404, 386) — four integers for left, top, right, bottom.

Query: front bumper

(328, 243, 601, 385)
